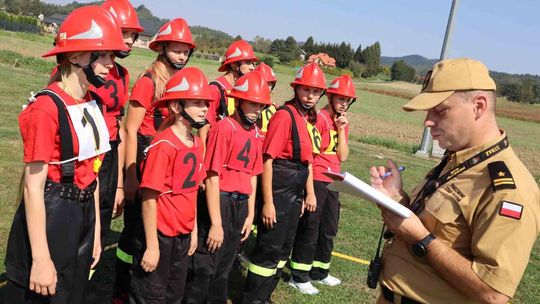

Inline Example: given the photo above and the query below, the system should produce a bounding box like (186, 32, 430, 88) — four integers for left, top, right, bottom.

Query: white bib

(65, 100, 111, 160)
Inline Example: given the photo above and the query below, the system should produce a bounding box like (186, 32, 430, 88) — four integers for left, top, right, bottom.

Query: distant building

(307, 53, 336, 68)
(40, 13, 165, 49)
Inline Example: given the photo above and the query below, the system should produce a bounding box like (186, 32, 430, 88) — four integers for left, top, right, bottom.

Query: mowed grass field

(0, 29, 539, 303)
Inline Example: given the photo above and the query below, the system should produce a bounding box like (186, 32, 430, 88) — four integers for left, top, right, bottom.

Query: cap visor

(402, 91, 454, 112)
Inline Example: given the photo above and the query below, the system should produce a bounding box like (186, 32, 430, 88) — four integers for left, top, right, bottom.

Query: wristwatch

(412, 234, 436, 257)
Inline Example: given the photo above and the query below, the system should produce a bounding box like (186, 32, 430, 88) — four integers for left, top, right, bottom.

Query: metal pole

(415, 0, 459, 158)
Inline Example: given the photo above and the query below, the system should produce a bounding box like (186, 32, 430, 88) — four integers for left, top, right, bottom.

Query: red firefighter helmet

(154, 67, 213, 108)
(226, 71, 271, 105)
(290, 62, 326, 90)
(42, 5, 128, 57)
(102, 0, 144, 32)
(149, 18, 196, 52)
(254, 62, 277, 83)
(218, 40, 258, 72)
(327, 74, 356, 99)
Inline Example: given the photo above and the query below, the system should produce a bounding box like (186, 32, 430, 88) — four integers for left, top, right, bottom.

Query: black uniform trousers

(290, 180, 340, 282)
(129, 227, 191, 304)
(242, 160, 308, 304)
(3, 180, 97, 304)
(96, 139, 120, 248)
(184, 192, 248, 304)
(114, 134, 152, 299)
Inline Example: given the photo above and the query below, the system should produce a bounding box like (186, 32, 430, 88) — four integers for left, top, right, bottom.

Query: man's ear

(473, 92, 489, 119)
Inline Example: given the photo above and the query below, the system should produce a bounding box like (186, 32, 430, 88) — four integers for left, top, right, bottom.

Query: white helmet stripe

(234, 80, 249, 92)
(295, 67, 304, 80)
(109, 7, 118, 19)
(157, 24, 172, 37)
(227, 47, 242, 60)
(167, 77, 190, 92)
(68, 20, 103, 40)
(329, 80, 340, 89)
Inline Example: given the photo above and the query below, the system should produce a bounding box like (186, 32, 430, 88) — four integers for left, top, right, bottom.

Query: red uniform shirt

(205, 117, 264, 195)
(92, 62, 130, 141)
(129, 75, 169, 137)
(313, 108, 349, 182)
(139, 127, 205, 236)
(19, 83, 104, 189)
(263, 103, 314, 164)
(207, 76, 234, 125)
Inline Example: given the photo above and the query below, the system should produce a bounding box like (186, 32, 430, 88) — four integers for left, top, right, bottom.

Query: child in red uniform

(243, 63, 327, 303)
(198, 39, 258, 143)
(3, 6, 127, 304)
(289, 75, 356, 293)
(129, 67, 212, 303)
(115, 17, 196, 302)
(255, 62, 278, 135)
(184, 71, 271, 304)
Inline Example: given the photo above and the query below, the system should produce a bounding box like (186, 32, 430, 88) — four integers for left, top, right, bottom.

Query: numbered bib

(172, 149, 203, 195)
(324, 129, 338, 155)
(226, 136, 259, 173)
(307, 122, 321, 154)
(65, 100, 111, 161)
(261, 105, 276, 133)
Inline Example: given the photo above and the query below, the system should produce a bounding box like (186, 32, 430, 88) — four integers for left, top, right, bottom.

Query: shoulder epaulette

(488, 161, 516, 191)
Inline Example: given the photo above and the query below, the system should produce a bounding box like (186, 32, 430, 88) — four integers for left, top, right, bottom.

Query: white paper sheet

(324, 171, 411, 218)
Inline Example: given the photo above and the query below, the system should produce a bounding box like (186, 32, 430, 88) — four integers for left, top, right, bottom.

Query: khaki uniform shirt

(381, 132, 540, 303)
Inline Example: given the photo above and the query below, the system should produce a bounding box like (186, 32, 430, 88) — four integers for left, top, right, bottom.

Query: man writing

(371, 58, 540, 303)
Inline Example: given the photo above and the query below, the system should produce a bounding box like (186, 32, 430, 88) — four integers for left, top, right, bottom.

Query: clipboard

(323, 171, 411, 218)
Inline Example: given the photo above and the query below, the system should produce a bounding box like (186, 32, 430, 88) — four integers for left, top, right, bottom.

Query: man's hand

(305, 192, 317, 213)
(370, 159, 404, 200)
(188, 229, 198, 256)
(380, 207, 429, 245)
(112, 188, 125, 218)
(141, 247, 160, 272)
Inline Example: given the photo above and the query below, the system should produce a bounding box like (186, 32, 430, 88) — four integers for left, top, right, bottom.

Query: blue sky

(44, 0, 540, 75)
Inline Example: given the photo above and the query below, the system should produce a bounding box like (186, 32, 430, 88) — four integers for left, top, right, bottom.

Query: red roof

(307, 53, 336, 67)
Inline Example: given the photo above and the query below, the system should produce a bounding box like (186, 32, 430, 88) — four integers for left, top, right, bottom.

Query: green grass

(0, 29, 539, 303)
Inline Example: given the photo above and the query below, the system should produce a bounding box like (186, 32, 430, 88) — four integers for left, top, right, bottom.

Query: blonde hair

(48, 58, 73, 85)
(142, 54, 171, 102)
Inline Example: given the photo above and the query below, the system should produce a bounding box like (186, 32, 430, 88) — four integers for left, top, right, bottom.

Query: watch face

(412, 243, 427, 257)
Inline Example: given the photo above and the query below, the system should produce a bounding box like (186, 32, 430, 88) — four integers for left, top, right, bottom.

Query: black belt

(273, 158, 307, 170)
(220, 191, 249, 201)
(382, 286, 422, 304)
(44, 180, 97, 202)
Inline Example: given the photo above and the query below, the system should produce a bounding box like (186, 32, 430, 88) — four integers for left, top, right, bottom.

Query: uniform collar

(448, 130, 507, 166)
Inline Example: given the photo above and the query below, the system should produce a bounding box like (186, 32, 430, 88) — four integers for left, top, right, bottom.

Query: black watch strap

(412, 234, 436, 257)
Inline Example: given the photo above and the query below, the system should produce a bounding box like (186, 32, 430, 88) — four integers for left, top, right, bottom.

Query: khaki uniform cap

(403, 58, 497, 111)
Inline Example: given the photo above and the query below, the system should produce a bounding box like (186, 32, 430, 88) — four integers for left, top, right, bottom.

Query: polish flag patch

(499, 201, 523, 220)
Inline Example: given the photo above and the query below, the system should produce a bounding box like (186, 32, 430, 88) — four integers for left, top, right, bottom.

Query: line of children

(184, 71, 271, 303)
(129, 67, 212, 303)
(4, 5, 127, 303)
(243, 63, 327, 303)
(289, 75, 356, 294)
(4, 4, 355, 301)
(114, 17, 197, 302)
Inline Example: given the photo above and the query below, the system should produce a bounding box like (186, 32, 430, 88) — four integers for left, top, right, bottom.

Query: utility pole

(415, 0, 459, 158)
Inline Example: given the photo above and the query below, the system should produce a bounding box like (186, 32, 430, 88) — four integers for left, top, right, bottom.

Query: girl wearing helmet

(198, 39, 258, 144)
(115, 17, 196, 302)
(243, 63, 326, 303)
(128, 67, 211, 303)
(184, 71, 270, 304)
(79, 0, 143, 284)
(255, 62, 278, 135)
(289, 74, 356, 293)
(3, 6, 127, 304)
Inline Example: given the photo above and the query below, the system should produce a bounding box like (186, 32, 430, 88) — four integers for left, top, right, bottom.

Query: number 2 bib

(172, 149, 203, 195)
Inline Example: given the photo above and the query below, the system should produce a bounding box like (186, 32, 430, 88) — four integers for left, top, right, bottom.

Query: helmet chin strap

(114, 50, 131, 59)
(162, 43, 193, 70)
(236, 100, 257, 126)
(70, 52, 106, 88)
(177, 101, 207, 129)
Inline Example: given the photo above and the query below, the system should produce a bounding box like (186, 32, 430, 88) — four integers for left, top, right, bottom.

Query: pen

(382, 166, 405, 179)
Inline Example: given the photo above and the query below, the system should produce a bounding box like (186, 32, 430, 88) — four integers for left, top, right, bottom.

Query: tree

(252, 35, 272, 53)
(361, 41, 382, 77)
(234, 35, 243, 41)
(353, 44, 362, 63)
(391, 60, 416, 82)
(303, 36, 314, 54)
